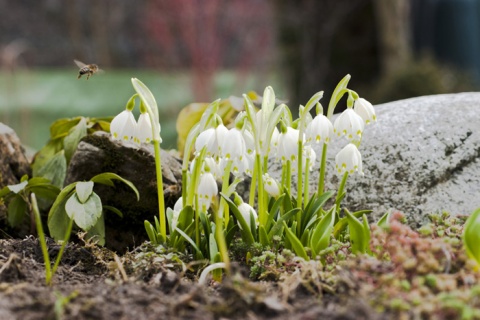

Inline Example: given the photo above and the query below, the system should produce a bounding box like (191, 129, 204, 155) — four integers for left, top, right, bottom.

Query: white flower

(197, 172, 218, 212)
(263, 173, 280, 198)
(222, 128, 246, 161)
(237, 202, 258, 230)
(335, 143, 363, 176)
(110, 110, 137, 141)
(305, 114, 333, 144)
(303, 145, 316, 171)
(170, 197, 183, 230)
(195, 124, 228, 156)
(276, 127, 300, 162)
(242, 129, 255, 157)
(333, 108, 364, 142)
(354, 98, 376, 125)
(134, 113, 153, 144)
(269, 127, 280, 156)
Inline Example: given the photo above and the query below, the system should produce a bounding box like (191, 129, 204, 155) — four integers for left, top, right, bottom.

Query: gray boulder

(310, 93, 480, 226)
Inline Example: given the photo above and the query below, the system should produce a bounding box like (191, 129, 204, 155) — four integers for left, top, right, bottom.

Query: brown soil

(0, 237, 384, 320)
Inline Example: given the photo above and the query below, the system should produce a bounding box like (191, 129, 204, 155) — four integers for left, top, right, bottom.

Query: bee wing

(74, 59, 87, 68)
(97, 68, 105, 74)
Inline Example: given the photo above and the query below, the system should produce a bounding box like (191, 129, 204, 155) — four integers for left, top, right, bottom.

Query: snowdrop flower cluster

(110, 95, 160, 145)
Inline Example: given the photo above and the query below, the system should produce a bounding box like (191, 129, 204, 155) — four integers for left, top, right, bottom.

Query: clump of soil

(0, 212, 478, 319)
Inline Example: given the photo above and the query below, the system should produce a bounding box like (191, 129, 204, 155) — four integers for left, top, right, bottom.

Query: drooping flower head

(333, 108, 364, 143)
(276, 126, 300, 163)
(197, 171, 218, 212)
(305, 113, 333, 144)
(354, 98, 376, 125)
(335, 143, 363, 176)
(110, 97, 137, 142)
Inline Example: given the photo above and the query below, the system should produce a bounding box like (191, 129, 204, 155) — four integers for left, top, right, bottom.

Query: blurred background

(1, 0, 479, 150)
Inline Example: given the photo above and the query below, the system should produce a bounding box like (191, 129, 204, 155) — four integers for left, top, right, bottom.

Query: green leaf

(333, 209, 372, 239)
(31, 139, 64, 177)
(7, 195, 27, 227)
(377, 210, 393, 229)
(209, 233, 219, 263)
(265, 194, 285, 230)
(90, 172, 140, 201)
(75, 181, 94, 204)
(175, 227, 203, 257)
(86, 213, 105, 246)
(259, 225, 270, 246)
(63, 117, 87, 163)
(345, 209, 370, 254)
(143, 220, 159, 245)
(327, 74, 351, 118)
(48, 187, 73, 241)
(310, 208, 335, 256)
(283, 221, 308, 260)
(35, 150, 67, 189)
(50, 117, 81, 139)
(65, 192, 102, 231)
(221, 193, 255, 245)
(103, 205, 123, 218)
(27, 184, 60, 201)
(131, 78, 161, 141)
(268, 208, 300, 240)
(301, 191, 334, 233)
(176, 205, 194, 231)
(7, 181, 28, 194)
(463, 208, 480, 268)
(0, 186, 11, 198)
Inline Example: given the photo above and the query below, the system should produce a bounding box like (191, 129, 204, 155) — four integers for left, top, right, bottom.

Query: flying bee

(74, 59, 103, 80)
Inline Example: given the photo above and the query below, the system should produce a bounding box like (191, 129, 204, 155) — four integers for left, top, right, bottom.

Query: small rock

(65, 131, 182, 251)
(0, 123, 31, 222)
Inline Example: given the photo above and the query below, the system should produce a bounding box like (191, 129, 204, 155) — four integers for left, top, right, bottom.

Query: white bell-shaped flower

(134, 113, 153, 144)
(335, 143, 363, 176)
(170, 197, 183, 230)
(237, 202, 258, 230)
(222, 127, 246, 161)
(110, 110, 137, 141)
(354, 98, 376, 125)
(305, 114, 333, 144)
(269, 127, 280, 157)
(303, 145, 316, 171)
(195, 124, 228, 156)
(197, 172, 218, 212)
(276, 127, 300, 162)
(333, 108, 365, 142)
(263, 173, 280, 198)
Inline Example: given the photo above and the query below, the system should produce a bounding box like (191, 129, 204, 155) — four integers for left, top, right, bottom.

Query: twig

(114, 254, 128, 281)
(0, 254, 18, 275)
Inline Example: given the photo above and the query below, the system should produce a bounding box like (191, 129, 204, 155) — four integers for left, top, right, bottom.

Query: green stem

(256, 154, 266, 227)
(220, 161, 232, 226)
(214, 209, 231, 274)
(31, 193, 52, 285)
(51, 217, 74, 278)
(194, 195, 201, 251)
(296, 141, 303, 209)
(285, 160, 291, 196)
(317, 143, 328, 195)
(335, 171, 349, 215)
(249, 160, 257, 207)
(153, 139, 166, 241)
(182, 170, 187, 207)
(304, 158, 310, 206)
